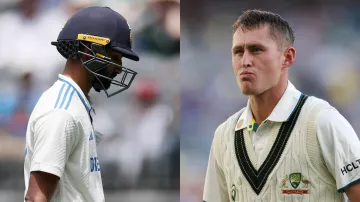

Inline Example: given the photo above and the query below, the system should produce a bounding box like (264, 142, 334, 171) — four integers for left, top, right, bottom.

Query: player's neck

(249, 79, 288, 124)
(62, 60, 92, 96)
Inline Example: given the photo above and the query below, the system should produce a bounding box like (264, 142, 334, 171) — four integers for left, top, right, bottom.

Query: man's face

(94, 49, 123, 90)
(231, 25, 288, 95)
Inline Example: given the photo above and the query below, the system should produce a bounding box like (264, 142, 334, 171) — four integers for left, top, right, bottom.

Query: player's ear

(282, 46, 296, 68)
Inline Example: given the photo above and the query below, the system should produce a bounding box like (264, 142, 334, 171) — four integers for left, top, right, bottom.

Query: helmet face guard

(52, 34, 138, 98)
(78, 41, 137, 97)
(52, 7, 140, 98)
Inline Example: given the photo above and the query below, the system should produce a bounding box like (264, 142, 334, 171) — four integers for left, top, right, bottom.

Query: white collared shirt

(235, 81, 302, 162)
(203, 80, 360, 202)
(24, 74, 104, 202)
(234, 80, 360, 192)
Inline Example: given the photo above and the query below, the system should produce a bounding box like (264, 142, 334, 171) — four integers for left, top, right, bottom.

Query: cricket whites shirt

(24, 74, 104, 202)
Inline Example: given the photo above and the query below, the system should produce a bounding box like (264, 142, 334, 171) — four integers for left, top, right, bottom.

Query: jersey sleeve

(30, 110, 80, 178)
(203, 125, 229, 202)
(316, 107, 360, 192)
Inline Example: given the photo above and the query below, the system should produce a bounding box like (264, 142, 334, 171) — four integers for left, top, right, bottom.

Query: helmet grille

(55, 40, 79, 59)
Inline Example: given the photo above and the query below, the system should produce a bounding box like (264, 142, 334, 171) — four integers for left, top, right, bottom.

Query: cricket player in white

(24, 75, 104, 202)
(203, 9, 360, 202)
(23, 6, 140, 202)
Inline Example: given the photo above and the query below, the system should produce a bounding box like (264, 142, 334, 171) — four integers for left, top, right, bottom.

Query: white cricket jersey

(24, 74, 105, 202)
(203, 81, 360, 202)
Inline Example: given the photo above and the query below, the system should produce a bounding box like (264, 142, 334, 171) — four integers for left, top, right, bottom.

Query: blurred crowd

(181, 0, 360, 201)
(0, 0, 180, 198)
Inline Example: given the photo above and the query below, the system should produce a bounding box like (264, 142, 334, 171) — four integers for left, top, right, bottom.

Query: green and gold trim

(249, 118, 259, 132)
(235, 94, 308, 195)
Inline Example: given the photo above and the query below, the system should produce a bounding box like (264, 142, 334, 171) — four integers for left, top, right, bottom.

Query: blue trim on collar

(58, 77, 91, 112)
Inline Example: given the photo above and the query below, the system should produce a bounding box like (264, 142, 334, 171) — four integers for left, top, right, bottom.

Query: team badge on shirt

(280, 173, 311, 194)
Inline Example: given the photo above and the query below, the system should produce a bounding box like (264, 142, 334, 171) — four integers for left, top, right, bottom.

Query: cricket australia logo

(280, 173, 311, 195)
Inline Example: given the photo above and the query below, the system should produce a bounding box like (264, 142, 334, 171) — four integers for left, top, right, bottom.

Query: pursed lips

(239, 71, 254, 76)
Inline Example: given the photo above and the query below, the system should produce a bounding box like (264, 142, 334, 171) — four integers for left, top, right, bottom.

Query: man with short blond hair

(203, 9, 360, 202)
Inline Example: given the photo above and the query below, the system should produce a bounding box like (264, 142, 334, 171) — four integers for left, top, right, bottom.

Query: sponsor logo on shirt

(90, 157, 101, 172)
(89, 132, 94, 140)
(280, 173, 311, 195)
(340, 159, 360, 175)
(231, 184, 236, 201)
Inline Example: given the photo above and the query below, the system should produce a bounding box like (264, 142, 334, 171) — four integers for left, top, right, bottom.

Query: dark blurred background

(0, 0, 179, 201)
(180, 0, 360, 201)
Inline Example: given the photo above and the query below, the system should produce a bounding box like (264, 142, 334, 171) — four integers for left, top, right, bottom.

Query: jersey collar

(235, 81, 302, 131)
(58, 74, 92, 112)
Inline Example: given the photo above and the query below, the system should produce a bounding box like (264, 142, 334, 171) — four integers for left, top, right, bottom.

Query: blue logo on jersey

(89, 132, 94, 140)
(90, 157, 101, 172)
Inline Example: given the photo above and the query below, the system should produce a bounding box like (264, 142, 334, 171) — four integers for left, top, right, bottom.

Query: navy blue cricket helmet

(52, 6, 140, 97)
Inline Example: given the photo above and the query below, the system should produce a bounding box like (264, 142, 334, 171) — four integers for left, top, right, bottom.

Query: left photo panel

(0, 0, 179, 201)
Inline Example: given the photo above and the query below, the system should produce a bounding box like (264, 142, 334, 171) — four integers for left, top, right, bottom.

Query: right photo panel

(181, 1, 360, 202)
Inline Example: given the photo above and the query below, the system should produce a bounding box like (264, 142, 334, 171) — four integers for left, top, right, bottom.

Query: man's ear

(282, 46, 296, 68)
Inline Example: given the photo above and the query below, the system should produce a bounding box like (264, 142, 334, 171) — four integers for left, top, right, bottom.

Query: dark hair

(232, 9, 295, 48)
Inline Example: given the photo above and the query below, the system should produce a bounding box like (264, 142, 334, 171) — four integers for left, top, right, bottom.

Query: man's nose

(241, 51, 252, 68)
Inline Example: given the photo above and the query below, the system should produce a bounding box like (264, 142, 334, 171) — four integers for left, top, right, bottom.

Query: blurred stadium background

(0, 0, 179, 201)
(181, 0, 360, 201)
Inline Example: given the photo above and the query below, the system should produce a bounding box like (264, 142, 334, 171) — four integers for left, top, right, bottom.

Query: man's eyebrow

(232, 43, 265, 51)
(232, 45, 243, 50)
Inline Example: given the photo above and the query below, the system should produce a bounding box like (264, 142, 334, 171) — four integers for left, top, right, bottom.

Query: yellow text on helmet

(77, 34, 110, 46)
